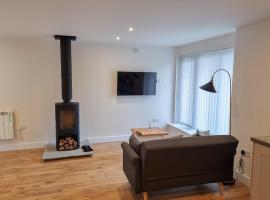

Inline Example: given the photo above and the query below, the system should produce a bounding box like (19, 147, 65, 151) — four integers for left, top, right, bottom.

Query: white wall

(177, 33, 235, 56)
(0, 38, 174, 150)
(232, 18, 270, 182)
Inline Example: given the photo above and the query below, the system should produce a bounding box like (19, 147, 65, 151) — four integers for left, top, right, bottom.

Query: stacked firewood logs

(58, 137, 78, 151)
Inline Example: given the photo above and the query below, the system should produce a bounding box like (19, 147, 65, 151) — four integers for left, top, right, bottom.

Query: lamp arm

(212, 68, 232, 135)
(212, 69, 231, 82)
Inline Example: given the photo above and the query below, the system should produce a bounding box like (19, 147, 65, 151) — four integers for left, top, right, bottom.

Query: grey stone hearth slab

(42, 144, 93, 161)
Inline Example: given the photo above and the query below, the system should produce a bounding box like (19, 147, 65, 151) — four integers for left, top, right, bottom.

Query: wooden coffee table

(131, 127, 182, 142)
(131, 128, 168, 136)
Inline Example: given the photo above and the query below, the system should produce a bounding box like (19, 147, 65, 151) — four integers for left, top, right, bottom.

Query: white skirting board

(86, 135, 130, 144)
(0, 141, 47, 151)
(234, 170, 250, 187)
(0, 135, 130, 151)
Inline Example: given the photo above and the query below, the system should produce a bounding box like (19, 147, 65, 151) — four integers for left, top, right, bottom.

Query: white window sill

(167, 123, 197, 136)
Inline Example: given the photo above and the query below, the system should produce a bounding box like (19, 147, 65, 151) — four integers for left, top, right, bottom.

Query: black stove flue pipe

(54, 35, 76, 103)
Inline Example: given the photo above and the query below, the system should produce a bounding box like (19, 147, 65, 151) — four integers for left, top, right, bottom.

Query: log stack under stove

(58, 137, 78, 151)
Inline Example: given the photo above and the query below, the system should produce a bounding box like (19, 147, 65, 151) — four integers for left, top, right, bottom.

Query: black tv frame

(117, 71, 157, 96)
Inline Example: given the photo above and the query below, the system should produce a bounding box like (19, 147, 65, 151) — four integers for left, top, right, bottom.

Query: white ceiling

(1, 0, 270, 46)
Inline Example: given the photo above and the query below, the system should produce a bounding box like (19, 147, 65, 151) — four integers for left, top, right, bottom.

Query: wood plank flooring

(0, 142, 249, 200)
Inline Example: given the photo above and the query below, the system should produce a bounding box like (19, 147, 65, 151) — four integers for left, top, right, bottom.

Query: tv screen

(117, 72, 157, 96)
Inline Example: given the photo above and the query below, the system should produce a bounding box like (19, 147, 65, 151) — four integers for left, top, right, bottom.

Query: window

(174, 48, 234, 135)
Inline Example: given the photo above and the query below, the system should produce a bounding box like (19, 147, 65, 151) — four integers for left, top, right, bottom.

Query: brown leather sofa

(121, 135, 238, 200)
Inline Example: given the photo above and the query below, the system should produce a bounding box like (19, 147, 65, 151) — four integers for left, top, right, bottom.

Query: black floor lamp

(199, 69, 235, 185)
(199, 69, 232, 135)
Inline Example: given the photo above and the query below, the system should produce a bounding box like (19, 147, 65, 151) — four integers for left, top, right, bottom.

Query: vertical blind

(175, 48, 234, 135)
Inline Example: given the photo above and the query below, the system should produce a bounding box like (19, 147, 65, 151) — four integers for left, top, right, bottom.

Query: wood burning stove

(55, 102, 79, 150)
(54, 35, 80, 151)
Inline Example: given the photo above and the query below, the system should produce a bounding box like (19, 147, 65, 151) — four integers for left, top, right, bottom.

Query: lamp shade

(199, 79, 216, 93)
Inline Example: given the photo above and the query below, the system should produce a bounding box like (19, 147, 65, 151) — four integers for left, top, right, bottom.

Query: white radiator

(0, 110, 14, 140)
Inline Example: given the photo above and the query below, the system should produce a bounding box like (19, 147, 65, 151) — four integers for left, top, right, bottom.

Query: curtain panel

(174, 48, 234, 135)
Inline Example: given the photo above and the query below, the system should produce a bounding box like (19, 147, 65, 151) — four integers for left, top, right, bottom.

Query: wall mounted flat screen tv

(117, 72, 157, 96)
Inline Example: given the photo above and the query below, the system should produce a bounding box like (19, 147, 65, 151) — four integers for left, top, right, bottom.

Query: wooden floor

(0, 142, 249, 200)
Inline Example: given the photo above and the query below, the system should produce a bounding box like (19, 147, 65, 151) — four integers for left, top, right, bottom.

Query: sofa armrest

(121, 142, 142, 193)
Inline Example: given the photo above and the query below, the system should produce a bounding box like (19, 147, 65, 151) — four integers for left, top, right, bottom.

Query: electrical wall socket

(18, 126, 27, 132)
(241, 149, 251, 157)
(152, 118, 159, 123)
(151, 118, 160, 128)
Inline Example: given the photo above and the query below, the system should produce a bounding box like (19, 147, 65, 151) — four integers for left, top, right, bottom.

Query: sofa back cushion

(141, 135, 238, 181)
(129, 134, 184, 155)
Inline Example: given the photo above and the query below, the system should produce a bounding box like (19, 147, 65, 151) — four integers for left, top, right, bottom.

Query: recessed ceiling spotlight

(116, 36, 121, 40)
(128, 27, 134, 32)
